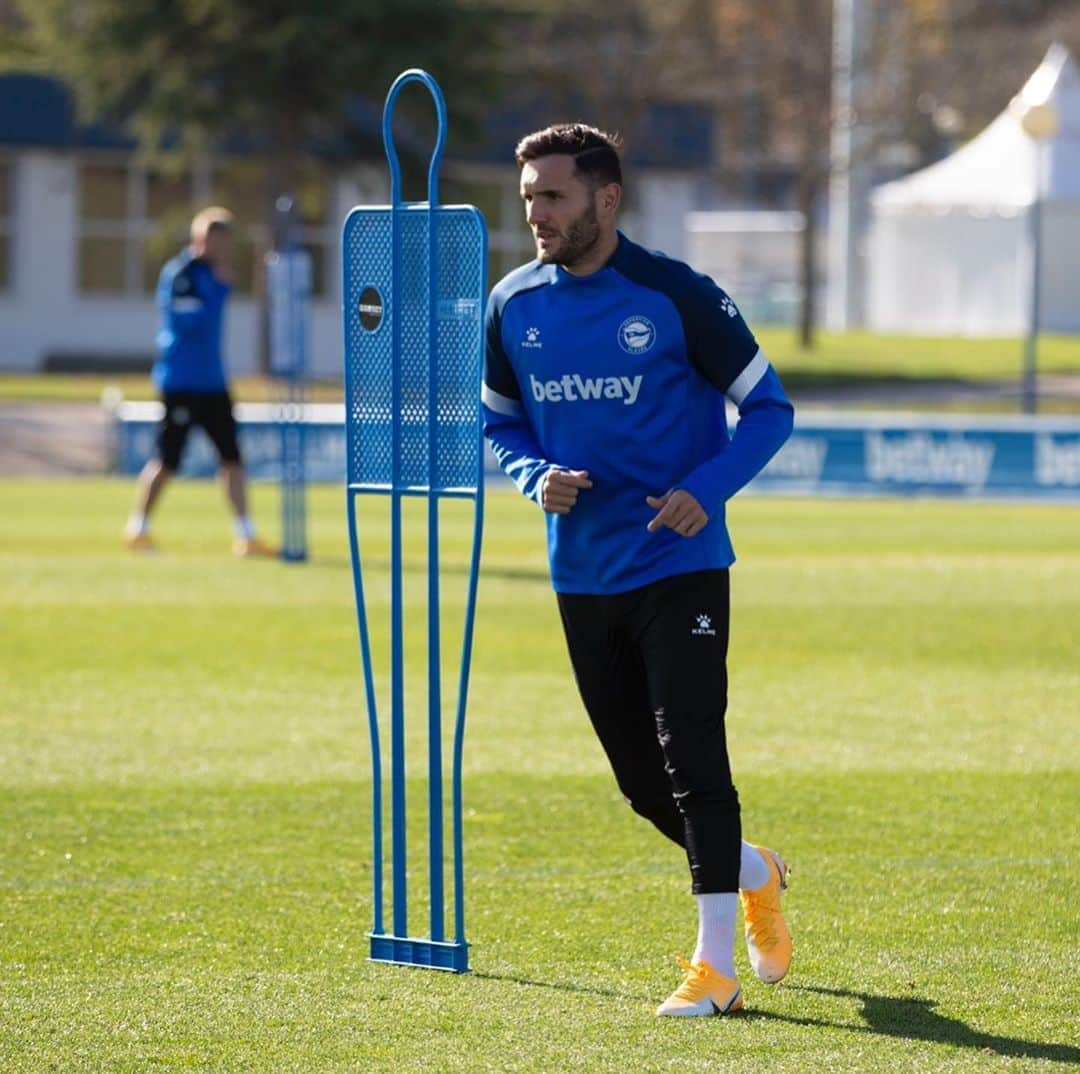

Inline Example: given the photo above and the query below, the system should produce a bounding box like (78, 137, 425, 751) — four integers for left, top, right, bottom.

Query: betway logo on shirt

(530, 373, 643, 406)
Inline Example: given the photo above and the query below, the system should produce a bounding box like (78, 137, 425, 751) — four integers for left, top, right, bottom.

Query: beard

(536, 202, 602, 268)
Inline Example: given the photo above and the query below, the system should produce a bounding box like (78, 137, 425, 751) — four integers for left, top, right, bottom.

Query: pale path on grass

(0, 402, 110, 475)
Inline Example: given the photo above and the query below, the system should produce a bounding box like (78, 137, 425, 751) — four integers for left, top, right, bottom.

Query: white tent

(867, 44, 1080, 335)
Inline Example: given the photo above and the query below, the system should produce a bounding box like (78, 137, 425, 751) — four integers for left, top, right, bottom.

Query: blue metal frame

(342, 69, 486, 975)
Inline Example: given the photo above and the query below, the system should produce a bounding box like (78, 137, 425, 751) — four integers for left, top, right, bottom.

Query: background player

(124, 207, 274, 557)
(482, 124, 795, 1017)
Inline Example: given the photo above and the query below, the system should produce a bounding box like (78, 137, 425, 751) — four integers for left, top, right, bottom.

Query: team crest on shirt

(618, 315, 656, 355)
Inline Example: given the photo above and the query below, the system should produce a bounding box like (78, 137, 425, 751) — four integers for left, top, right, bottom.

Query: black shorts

(157, 391, 241, 470)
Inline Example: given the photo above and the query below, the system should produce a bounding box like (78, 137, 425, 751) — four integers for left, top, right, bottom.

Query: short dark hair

(514, 123, 623, 189)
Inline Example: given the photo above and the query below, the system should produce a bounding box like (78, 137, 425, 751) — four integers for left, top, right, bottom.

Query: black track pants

(556, 569, 740, 894)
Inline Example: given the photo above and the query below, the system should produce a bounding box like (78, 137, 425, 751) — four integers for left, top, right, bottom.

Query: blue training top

(153, 249, 231, 393)
(482, 231, 794, 595)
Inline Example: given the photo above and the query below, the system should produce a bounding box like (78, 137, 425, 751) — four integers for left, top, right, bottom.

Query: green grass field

(2, 479, 1078, 1073)
(1, 329, 1078, 404)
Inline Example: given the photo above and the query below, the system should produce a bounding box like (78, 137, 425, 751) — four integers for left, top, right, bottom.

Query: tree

(874, 0, 1080, 149)
(690, 0, 1080, 346)
(11, 0, 505, 368)
(510, 0, 714, 153)
(687, 0, 832, 348)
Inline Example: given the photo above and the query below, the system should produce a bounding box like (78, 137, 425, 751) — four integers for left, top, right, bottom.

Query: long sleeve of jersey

(654, 263, 793, 511)
(482, 295, 552, 504)
(680, 363, 794, 509)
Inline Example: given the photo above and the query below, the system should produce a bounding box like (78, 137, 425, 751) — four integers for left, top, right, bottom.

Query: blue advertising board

(113, 404, 1080, 501)
(754, 412, 1080, 500)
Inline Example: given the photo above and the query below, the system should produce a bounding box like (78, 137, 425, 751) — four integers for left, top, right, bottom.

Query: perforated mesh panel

(343, 205, 486, 491)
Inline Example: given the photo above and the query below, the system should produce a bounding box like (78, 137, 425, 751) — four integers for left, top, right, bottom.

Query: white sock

(692, 892, 738, 977)
(126, 513, 149, 536)
(233, 516, 255, 540)
(739, 841, 771, 892)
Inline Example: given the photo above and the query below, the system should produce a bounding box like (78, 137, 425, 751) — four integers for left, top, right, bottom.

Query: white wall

(0, 152, 389, 377)
(624, 172, 695, 262)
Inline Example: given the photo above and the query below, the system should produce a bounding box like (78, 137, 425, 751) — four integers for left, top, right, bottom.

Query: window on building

(209, 159, 333, 299)
(77, 162, 132, 294)
(78, 160, 191, 296)
(207, 159, 262, 297)
(0, 158, 11, 291)
(77, 157, 335, 300)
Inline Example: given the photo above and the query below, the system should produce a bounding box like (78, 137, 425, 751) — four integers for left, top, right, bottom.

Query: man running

(482, 124, 795, 1017)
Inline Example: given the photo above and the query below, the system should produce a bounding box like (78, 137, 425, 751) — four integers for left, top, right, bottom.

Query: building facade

(0, 75, 709, 377)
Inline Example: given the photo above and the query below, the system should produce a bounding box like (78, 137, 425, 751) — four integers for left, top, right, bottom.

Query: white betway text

(530, 373, 643, 406)
(864, 431, 995, 487)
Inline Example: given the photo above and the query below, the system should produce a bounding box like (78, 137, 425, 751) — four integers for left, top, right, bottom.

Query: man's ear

(597, 182, 621, 218)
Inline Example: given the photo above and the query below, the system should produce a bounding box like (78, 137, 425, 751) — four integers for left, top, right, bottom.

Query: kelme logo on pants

(530, 372, 643, 405)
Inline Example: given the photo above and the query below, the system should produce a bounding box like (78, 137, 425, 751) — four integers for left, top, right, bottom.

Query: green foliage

(1, 479, 1078, 1071)
(14, 0, 504, 158)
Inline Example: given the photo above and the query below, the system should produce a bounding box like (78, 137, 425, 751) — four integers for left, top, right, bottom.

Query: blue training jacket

(152, 249, 231, 393)
(482, 232, 794, 595)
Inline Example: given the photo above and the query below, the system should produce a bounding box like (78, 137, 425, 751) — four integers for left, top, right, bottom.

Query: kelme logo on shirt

(523, 326, 543, 349)
(692, 613, 716, 637)
(529, 373, 643, 406)
(618, 315, 656, 355)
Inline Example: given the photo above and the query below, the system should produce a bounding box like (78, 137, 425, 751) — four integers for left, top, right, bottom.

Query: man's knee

(143, 458, 174, 480)
(619, 778, 676, 823)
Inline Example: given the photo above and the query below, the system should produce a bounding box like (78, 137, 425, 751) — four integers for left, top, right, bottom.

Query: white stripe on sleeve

(481, 382, 523, 417)
(725, 348, 769, 406)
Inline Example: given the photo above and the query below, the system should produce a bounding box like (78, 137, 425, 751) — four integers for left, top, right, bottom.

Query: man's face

(201, 227, 233, 268)
(520, 154, 602, 268)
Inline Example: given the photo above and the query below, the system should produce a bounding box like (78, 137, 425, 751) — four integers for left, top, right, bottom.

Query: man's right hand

(541, 468, 592, 514)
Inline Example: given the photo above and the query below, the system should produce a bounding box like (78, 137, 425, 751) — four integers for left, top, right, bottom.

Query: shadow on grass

(472, 970, 653, 1003)
(748, 984, 1080, 1064)
(466, 973, 1078, 1061)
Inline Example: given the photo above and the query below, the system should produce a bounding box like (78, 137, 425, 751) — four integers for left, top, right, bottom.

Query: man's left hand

(645, 488, 708, 537)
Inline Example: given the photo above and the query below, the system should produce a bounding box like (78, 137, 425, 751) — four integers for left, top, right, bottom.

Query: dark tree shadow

(473, 974, 1079, 1063)
(752, 984, 1080, 1064)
